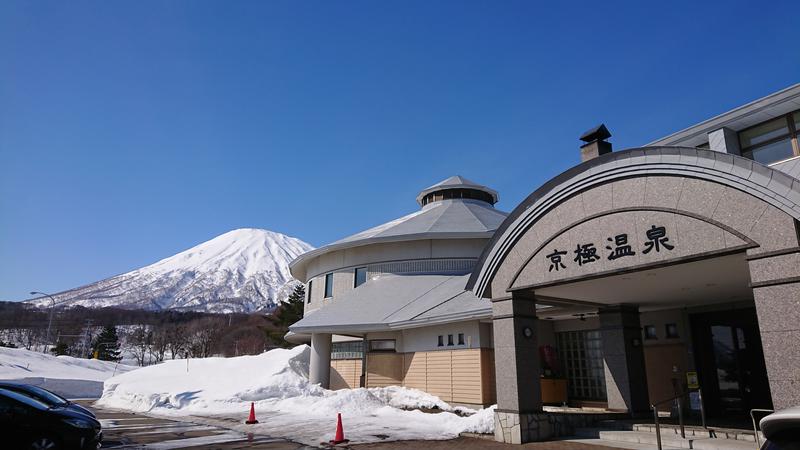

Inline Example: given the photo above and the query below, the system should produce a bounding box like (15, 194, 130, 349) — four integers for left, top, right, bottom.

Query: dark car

(0, 382, 96, 419)
(760, 406, 800, 450)
(0, 388, 102, 449)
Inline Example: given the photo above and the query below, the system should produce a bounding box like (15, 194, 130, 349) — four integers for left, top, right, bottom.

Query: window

(458, 333, 465, 345)
(665, 323, 679, 339)
(306, 280, 313, 304)
(556, 330, 607, 401)
(447, 334, 454, 346)
(324, 273, 334, 298)
(332, 341, 364, 360)
(437, 335, 444, 347)
(354, 267, 367, 288)
(369, 339, 396, 352)
(644, 325, 658, 340)
(739, 112, 800, 164)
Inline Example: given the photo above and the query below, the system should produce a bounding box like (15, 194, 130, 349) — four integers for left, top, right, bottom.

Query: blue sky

(1, 1, 798, 300)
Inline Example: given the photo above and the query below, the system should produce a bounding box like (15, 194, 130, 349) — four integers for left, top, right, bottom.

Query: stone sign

(511, 210, 751, 289)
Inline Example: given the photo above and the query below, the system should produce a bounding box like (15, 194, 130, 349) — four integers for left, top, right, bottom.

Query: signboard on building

(686, 371, 699, 389)
(510, 210, 751, 290)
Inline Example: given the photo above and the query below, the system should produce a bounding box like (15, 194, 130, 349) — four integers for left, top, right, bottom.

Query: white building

(289, 83, 800, 443)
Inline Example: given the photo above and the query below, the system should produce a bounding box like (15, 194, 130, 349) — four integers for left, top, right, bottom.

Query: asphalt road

(80, 401, 624, 450)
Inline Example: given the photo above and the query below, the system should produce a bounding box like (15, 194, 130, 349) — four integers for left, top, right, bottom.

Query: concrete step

(631, 424, 761, 443)
(597, 430, 757, 450)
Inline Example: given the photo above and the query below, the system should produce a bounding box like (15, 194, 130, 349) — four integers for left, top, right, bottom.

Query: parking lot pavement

(77, 401, 304, 449)
(81, 401, 624, 450)
(351, 438, 624, 450)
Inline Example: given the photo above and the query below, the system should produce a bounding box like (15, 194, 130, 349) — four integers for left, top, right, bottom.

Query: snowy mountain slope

(26, 229, 314, 313)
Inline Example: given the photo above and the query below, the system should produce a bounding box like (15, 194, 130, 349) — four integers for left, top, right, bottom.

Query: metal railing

(750, 408, 773, 449)
(651, 388, 706, 450)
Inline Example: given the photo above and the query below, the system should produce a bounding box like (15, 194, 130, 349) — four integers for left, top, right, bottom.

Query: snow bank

(0, 347, 135, 382)
(98, 345, 495, 444)
(0, 347, 138, 399)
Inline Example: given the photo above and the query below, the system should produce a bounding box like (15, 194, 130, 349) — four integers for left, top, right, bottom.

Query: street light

(30, 291, 57, 352)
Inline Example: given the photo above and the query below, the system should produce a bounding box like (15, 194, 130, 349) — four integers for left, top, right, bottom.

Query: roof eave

(289, 323, 391, 334)
(646, 83, 800, 147)
(288, 309, 492, 335)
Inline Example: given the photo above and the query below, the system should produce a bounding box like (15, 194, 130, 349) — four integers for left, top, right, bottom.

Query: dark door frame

(689, 308, 772, 417)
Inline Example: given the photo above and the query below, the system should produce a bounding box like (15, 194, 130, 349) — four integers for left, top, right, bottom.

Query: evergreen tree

(50, 341, 68, 356)
(266, 284, 305, 347)
(92, 325, 122, 361)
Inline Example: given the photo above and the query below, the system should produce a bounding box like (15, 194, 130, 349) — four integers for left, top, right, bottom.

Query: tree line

(0, 285, 305, 366)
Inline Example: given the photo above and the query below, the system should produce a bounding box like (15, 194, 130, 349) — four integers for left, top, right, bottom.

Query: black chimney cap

(579, 124, 611, 143)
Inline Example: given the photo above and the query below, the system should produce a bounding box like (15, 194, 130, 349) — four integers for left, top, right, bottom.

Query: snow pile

(98, 345, 495, 444)
(0, 347, 135, 382)
(0, 347, 139, 398)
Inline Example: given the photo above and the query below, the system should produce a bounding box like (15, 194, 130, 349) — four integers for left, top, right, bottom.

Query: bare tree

(167, 324, 188, 360)
(14, 328, 41, 351)
(127, 324, 152, 366)
(149, 326, 169, 363)
(188, 319, 219, 358)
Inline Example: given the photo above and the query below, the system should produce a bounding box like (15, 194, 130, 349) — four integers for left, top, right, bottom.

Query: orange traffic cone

(329, 412, 349, 445)
(245, 402, 259, 424)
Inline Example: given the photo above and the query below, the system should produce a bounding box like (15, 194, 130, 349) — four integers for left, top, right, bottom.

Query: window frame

(665, 323, 680, 339)
(447, 334, 454, 346)
(354, 267, 367, 288)
(644, 325, 658, 340)
(307, 280, 313, 304)
(324, 273, 334, 298)
(368, 339, 396, 352)
(457, 333, 465, 345)
(331, 341, 364, 360)
(437, 335, 444, 347)
(738, 111, 800, 164)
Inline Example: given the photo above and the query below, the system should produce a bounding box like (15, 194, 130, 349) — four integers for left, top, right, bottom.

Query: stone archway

(469, 147, 800, 443)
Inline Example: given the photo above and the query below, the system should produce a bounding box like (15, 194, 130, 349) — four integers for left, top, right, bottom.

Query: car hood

(49, 406, 102, 428)
(66, 402, 97, 418)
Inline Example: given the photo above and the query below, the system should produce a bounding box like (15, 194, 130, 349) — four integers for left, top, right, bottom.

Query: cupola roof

(416, 175, 499, 206)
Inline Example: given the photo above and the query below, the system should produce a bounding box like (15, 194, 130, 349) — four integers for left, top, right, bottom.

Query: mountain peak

(27, 229, 314, 314)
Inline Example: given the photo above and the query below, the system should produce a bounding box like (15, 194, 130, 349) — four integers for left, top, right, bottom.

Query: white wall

(400, 321, 484, 353)
(303, 238, 489, 315)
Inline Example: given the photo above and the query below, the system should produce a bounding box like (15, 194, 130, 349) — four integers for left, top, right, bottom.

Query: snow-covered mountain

(26, 229, 314, 314)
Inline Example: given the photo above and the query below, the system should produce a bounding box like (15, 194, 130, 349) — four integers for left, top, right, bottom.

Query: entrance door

(690, 309, 772, 417)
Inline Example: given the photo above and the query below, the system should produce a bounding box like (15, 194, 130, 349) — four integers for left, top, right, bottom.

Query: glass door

(691, 309, 772, 417)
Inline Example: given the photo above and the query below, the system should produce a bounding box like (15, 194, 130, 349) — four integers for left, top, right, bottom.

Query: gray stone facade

(491, 294, 541, 412)
(470, 147, 800, 443)
(749, 254, 800, 410)
(494, 410, 628, 444)
(599, 306, 650, 413)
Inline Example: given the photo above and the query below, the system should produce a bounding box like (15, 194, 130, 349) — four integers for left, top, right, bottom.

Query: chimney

(579, 124, 612, 162)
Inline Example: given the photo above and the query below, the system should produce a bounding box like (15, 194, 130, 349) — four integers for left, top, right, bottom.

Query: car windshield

(17, 385, 68, 406)
(0, 388, 51, 411)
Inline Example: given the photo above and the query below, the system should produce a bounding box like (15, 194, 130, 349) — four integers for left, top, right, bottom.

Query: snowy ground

(0, 347, 138, 398)
(98, 345, 496, 445)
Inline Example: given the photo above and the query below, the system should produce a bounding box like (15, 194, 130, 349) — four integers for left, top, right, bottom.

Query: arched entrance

(468, 147, 800, 443)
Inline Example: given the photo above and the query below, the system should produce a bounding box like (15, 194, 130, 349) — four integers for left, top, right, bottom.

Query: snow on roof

(289, 274, 491, 333)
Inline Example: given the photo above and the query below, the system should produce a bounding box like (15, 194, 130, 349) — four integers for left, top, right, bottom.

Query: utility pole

(80, 319, 93, 358)
(29, 291, 57, 352)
